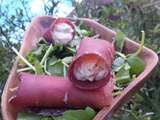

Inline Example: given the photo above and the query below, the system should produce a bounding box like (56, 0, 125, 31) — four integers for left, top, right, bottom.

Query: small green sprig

(12, 47, 36, 72)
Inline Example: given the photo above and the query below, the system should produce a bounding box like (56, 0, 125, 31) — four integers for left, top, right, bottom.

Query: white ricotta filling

(73, 56, 108, 82)
(52, 23, 73, 44)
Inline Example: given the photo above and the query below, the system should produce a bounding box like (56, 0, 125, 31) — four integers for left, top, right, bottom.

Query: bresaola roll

(10, 72, 114, 109)
(68, 37, 115, 90)
(43, 18, 75, 44)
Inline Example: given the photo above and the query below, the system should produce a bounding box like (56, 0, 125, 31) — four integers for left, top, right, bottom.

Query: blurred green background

(0, 0, 160, 119)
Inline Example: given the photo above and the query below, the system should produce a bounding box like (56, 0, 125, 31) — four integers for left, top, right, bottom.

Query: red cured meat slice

(9, 72, 114, 110)
(43, 18, 75, 44)
(68, 37, 115, 90)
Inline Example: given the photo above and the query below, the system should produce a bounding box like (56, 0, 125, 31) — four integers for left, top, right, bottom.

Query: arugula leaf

(54, 107, 96, 120)
(18, 112, 54, 120)
(81, 29, 93, 37)
(18, 43, 47, 69)
(69, 35, 81, 49)
(18, 59, 26, 67)
(47, 59, 64, 76)
(115, 31, 125, 52)
(51, 45, 74, 59)
(112, 57, 125, 72)
(126, 55, 145, 76)
(18, 107, 96, 120)
(48, 56, 58, 65)
(40, 44, 53, 65)
(34, 62, 44, 75)
(26, 52, 38, 65)
(52, 44, 63, 53)
(62, 56, 73, 64)
(17, 112, 41, 120)
(24, 51, 44, 74)
(126, 31, 145, 76)
(32, 44, 45, 57)
(84, 107, 96, 119)
(115, 63, 131, 86)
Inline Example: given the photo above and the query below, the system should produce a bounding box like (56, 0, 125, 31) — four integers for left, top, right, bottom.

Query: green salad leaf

(34, 62, 44, 75)
(62, 56, 73, 64)
(47, 59, 64, 76)
(18, 107, 96, 120)
(18, 112, 41, 120)
(126, 31, 145, 76)
(126, 55, 145, 76)
(115, 31, 125, 52)
(54, 107, 96, 120)
(26, 52, 38, 65)
(115, 63, 131, 86)
(32, 44, 45, 57)
(112, 57, 125, 72)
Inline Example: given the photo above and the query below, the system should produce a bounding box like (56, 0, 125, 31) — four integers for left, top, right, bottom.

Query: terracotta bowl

(1, 16, 158, 120)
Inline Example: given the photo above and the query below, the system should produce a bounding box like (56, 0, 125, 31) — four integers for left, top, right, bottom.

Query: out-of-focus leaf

(133, 93, 144, 102)
(101, 6, 112, 17)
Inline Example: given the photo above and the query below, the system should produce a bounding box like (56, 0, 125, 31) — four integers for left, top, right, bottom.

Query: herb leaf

(116, 63, 131, 86)
(115, 31, 125, 52)
(18, 107, 96, 120)
(126, 55, 145, 76)
(35, 62, 44, 75)
(47, 59, 64, 76)
(62, 56, 73, 64)
(18, 113, 41, 120)
(54, 107, 96, 120)
(112, 57, 125, 72)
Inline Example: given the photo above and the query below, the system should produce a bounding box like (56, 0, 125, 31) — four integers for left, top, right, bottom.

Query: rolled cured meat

(68, 37, 115, 90)
(9, 72, 114, 110)
(43, 18, 75, 44)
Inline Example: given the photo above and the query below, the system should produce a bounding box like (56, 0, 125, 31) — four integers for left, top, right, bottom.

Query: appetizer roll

(44, 18, 75, 44)
(68, 37, 115, 90)
(9, 72, 114, 110)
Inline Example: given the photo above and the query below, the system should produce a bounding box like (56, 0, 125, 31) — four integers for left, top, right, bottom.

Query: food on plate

(68, 37, 115, 90)
(10, 72, 114, 109)
(43, 18, 75, 44)
(9, 18, 145, 120)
